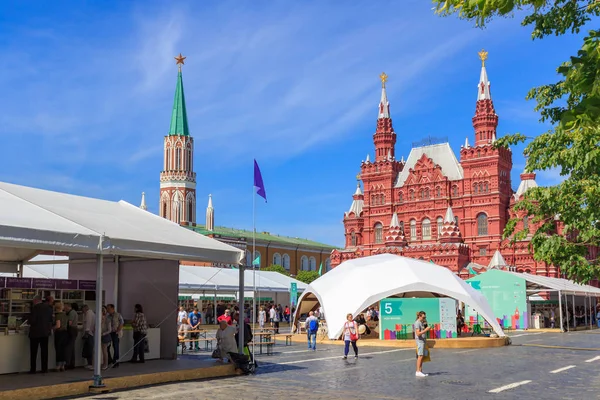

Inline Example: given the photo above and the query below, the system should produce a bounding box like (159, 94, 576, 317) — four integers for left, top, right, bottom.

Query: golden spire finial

(379, 72, 388, 88)
(356, 173, 361, 181)
(174, 53, 186, 71)
(478, 49, 488, 67)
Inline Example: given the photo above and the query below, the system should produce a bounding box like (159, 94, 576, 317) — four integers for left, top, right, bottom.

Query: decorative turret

(206, 194, 214, 231)
(139, 192, 147, 210)
(439, 206, 463, 243)
(488, 249, 508, 269)
(373, 72, 396, 162)
(514, 169, 538, 199)
(472, 49, 498, 147)
(345, 183, 364, 217)
(385, 212, 407, 246)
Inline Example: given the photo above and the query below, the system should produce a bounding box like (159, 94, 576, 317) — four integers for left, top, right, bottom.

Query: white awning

(297, 254, 505, 339)
(179, 266, 307, 293)
(505, 271, 600, 297)
(0, 181, 244, 264)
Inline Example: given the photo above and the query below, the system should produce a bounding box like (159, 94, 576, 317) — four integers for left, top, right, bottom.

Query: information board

(379, 298, 457, 340)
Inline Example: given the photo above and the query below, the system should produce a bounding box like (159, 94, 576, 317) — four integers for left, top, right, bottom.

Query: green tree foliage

(262, 264, 290, 276)
(295, 270, 320, 284)
(432, 0, 600, 282)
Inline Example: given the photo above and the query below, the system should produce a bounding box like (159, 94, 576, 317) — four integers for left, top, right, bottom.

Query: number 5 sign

(384, 302, 392, 314)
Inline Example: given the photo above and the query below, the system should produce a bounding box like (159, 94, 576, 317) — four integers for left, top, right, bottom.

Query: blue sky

(0, 1, 585, 247)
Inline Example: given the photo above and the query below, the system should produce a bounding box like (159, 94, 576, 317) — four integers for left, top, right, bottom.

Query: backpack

(309, 319, 319, 333)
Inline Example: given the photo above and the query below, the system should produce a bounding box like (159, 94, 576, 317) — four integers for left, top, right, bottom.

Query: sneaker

(343, 356, 347, 359)
(85, 365, 94, 370)
(354, 355, 358, 359)
(415, 371, 429, 377)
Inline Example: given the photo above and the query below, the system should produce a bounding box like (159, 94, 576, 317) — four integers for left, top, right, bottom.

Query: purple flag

(254, 159, 267, 202)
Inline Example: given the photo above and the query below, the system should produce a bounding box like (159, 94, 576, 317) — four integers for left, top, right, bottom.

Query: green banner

(290, 282, 298, 307)
(379, 298, 457, 340)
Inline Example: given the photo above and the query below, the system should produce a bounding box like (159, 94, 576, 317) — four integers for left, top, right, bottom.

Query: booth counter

(0, 327, 160, 374)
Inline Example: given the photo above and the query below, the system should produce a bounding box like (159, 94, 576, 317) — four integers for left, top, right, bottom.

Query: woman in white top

(343, 313, 359, 359)
(215, 320, 237, 363)
(258, 307, 266, 331)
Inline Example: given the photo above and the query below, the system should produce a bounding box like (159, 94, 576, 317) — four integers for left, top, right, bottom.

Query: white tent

(179, 266, 307, 293)
(0, 181, 243, 264)
(296, 254, 505, 339)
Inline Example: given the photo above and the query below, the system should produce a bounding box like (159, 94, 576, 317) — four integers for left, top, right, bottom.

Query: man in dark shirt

(29, 295, 53, 374)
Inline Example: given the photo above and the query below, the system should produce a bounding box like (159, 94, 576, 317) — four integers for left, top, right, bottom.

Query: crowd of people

(28, 295, 147, 374)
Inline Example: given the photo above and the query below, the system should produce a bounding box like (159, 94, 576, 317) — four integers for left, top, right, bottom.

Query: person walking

(342, 313, 359, 359)
(258, 306, 266, 331)
(414, 311, 431, 377)
(130, 304, 148, 363)
(28, 295, 53, 374)
(305, 311, 319, 351)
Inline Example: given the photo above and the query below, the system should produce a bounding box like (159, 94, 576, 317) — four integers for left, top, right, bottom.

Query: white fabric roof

(504, 271, 600, 296)
(297, 254, 504, 339)
(179, 266, 308, 293)
(0, 181, 243, 264)
(394, 143, 464, 187)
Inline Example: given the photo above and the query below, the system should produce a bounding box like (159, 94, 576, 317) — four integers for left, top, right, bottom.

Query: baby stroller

(228, 347, 257, 375)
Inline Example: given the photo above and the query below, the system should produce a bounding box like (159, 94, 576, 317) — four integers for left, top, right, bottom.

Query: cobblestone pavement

(82, 331, 600, 400)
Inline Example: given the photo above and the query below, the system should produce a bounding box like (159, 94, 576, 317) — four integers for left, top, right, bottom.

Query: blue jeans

(344, 340, 358, 357)
(307, 333, 316, 350)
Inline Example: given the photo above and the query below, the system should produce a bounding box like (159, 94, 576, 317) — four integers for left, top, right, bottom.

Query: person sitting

(215, 320, 237, 363)
(178, 318, 191, 351)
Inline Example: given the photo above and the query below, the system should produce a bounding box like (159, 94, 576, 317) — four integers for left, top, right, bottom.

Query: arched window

(419, 189, 424, 199)
(176, 148, 182, 170)
(410, 219, 417, 241)
(325, 258, 331, 271)
(300, 256, 309, 271)
(477, 150, 481, 158)
(381, 194, 385, 204)
(187, 200, 193, 223)
(523, 216, 529, 230)
(351, 231, 357, 246)
(484, 182, 489, 193)
(398, 192, 403, 203)
(246, 251, 252, 267)
(273, 253, 282, 266)
(422, 218, 431, 240)
(424, 188, 430, 199)
(162, 201, 168, 219)
(187, 147, 192, 172)
(436, 187, 441, 198)
(282, 254, 291, 270)
(437, 217, 443, 237)
(477, 213, 488, 236)
(479, 183, 484, 193)
(374, 223, 383, 244)
(473, 183, 478, 194)
(253, 251, 261, 267)
(452, 186, 458, 197)
(309, 257, 317, 271)
(165, 146, 171, 170)
(410, 190, 415, 200)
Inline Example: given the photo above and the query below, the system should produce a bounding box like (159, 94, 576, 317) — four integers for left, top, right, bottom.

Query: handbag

(211, 348, 221, 359)
(347, 322, 359, 341)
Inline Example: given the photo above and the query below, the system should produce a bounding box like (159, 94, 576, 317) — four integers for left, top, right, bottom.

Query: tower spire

(374, 72, 396, 162)
(169, 54, 190, 136)
(472, 49, 498, 146)
(140, 192, 147, 211)
(206, 194, 214, 231)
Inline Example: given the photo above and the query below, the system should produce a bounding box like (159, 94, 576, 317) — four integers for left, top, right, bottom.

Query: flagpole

(252, 169, 257, 364)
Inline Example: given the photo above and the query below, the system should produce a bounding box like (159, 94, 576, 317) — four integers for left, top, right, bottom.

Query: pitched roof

(168, 70, 190, 136)
(394, 143, 463, 187)
(188, 225, 338, 250)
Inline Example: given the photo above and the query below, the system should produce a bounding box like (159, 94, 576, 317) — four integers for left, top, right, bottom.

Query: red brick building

(331, 51, 557, 278)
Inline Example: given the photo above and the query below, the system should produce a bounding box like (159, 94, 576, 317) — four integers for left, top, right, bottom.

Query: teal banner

(379, 298, 457, 340)
(290, 282, 298, 307)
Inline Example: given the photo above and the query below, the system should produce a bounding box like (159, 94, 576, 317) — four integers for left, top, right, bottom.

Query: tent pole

(572, 294, 576, 329)
(92, 235, 105, 388)
(114, 255, 119, 310)
(584, 294, 588, 328)
(214, 292, 217, 325)
(558, 290, 564, 333)
(238, 266, 244, 354)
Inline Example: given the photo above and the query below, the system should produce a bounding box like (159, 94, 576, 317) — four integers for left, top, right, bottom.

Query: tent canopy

(296, 254, 505, 339)
(504, 271, 600, 296)
(179, 265, 308, 293)
(0, 181, 244, 264)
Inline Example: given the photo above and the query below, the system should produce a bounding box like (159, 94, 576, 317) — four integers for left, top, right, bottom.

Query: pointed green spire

(168, 55, 190, 136)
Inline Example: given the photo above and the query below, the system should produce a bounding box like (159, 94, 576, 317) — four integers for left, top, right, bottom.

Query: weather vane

(356, 173, 361, 181)
(478, 49, 488, 67)
(379, 72, 388, 88)
(174, 53, 186, 71)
